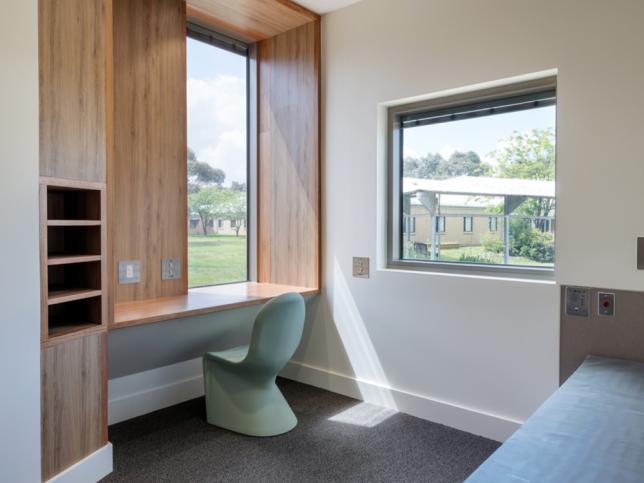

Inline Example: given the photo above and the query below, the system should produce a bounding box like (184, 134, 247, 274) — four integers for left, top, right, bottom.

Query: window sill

(384, 260, 555, 284)
(111, 282, 319, 329)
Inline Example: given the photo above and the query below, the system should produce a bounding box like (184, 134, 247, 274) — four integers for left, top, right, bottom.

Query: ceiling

(295, 0, 362, 14)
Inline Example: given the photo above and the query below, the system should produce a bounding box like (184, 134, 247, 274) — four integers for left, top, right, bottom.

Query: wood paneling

(111, 0, 188, 304)
(41, 333, 107, 481)
(560, 286, 644, 383)
(187, 0, 318, 42)
(113, 282, 319, 328)
(39, 0, 110, 182)
(258, 21, 320, 289)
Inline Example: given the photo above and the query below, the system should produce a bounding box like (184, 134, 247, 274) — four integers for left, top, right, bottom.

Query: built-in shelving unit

(40, 177, 107, 345)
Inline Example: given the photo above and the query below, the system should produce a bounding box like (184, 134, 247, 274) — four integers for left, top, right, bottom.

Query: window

(187, 25, 249, 287)
(436, 215, 445, 233)
(390, 77, 556, 272)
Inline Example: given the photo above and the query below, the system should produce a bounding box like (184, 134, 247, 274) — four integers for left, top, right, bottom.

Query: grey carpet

(101, 379, 499, 483)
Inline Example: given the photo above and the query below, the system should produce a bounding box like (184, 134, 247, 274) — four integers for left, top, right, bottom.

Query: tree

(212, 189, 246, 236)
(404, 153, 443, 178)
(230, 181, 247, 192)
(403, 151, 492, 179)
(187, 147, 226, 193)
(188, 186, 220, 236)
(491, 128, 556, 229)
(438, 151, 492, 178)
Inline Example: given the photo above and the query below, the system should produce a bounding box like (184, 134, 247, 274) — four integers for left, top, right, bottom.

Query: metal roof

(403, 175, 555, 198)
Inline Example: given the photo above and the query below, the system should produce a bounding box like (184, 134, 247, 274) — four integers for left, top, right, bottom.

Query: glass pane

(401, 103, 556, 268)
(187, 37, 248, 287)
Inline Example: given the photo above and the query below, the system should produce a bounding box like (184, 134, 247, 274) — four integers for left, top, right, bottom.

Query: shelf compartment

(47, 186, 101, 221)
(47, 225, 101, 258)
(47, 297, 102, 340)
(48, 288, 102, 305)
(48, 262, 102, 302)
(47, 220, 102, 227)
(48, 254, 101, 265)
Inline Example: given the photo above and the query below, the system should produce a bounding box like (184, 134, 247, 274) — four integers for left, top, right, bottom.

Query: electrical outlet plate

(118, 260, 140, 284)
(565, 286, 589, 316)
(352, 257, 369, 278)
(598, 292, 615, 316)
(162, 258, 181, 280)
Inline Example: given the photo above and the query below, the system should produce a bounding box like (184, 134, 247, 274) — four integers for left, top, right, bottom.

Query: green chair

(202, 292, 306, 436)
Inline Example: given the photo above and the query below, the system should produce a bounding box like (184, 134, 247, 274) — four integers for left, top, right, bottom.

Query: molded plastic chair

(202, 292, 306, 436)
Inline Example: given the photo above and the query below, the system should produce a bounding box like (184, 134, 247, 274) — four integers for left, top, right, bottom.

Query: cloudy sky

(403, 104, 556, 167)
(187, 38, 247, 186)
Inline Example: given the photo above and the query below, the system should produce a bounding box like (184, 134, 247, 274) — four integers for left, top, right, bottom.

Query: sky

(187, 37, 247, 186)
(403, 105, 556, 167)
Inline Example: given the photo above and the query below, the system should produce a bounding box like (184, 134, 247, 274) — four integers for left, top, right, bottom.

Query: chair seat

(205, 345, 249, 364)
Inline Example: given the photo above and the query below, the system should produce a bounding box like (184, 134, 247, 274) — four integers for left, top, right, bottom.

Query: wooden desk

(112, 282, 319, 329)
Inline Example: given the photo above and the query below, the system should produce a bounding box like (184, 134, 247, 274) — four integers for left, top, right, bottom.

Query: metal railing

(403, 213, 555, 265)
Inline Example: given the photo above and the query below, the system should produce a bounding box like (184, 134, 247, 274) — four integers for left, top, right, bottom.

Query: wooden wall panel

(258, 21, 320, 289)
(187, 0, 318, 42)
(41, 333, 107, 481)
(39, 0, 110, 182)
(111, 0, 188, 303)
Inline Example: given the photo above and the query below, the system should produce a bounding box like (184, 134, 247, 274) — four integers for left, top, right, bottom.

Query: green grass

(406, 244, 553, 267)
(188, 235, 247, 287)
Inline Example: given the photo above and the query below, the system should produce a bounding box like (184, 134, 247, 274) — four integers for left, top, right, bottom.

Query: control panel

(565, 286, 589, 316)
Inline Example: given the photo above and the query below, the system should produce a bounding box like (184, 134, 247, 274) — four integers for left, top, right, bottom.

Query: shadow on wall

(291, 258, 400, 425)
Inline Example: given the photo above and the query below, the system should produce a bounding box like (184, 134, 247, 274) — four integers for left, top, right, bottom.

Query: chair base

(203, 358, 298, 437)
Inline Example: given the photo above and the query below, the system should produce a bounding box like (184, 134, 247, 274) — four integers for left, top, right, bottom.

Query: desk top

(112, 282, 318, 329)
(467, 355, 644, 483)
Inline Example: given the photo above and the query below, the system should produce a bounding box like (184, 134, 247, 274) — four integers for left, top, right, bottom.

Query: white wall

(0, 0, 41, 481)
(289, 0, 644, 440)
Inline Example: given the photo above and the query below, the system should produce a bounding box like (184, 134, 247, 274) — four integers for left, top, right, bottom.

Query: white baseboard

(46, 443, 113, 483)
(108, 358, 520, 441)
(281, 360, 521, 442)
(109, 358, 205, 425)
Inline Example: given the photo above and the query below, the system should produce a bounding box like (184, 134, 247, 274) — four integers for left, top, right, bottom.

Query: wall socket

(118, 260, 140, 284)
(162, 258, 181, 280)
(352, 257, 369, 278)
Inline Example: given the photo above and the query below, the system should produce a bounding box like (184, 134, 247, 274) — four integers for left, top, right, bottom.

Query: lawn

(407, 245, 553, 267)
(188, 235, 247, 287)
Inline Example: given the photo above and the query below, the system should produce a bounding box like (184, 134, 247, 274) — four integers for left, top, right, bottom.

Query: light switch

(352, 257, 369, 279)
(162, 258, 181, 280)
(565, 286, 589, 316)
(119, 260, 140, 284)
(598, 292, 615, 316)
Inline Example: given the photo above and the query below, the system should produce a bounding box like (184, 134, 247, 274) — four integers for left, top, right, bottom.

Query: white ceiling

(296, 0, 362, 14)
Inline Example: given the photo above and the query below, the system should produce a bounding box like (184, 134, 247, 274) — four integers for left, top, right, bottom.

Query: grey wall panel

(560, 286, 644, 384)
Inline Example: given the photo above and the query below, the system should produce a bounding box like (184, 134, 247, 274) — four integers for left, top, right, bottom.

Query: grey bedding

(466, 356, 644, 483)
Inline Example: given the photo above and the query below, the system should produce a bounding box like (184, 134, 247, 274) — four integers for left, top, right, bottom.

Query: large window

(389, 78, 556, 272)
(187, 26, 249, 287)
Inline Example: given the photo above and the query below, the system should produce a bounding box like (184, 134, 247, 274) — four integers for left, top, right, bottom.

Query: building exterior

(408, 195, 504, 248)
(403, 176, 555, 258)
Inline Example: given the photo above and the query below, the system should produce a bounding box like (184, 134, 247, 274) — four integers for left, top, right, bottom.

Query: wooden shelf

(48, 219, 102, 226)
(40, 178, 107, 347)
(48, 323, 103, 340)
(48, 254, 102, 266)
(48, 288, 102, 305)
(112, 282, 319, 329)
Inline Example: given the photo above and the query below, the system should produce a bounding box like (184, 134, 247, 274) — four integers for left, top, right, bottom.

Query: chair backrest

(245, 292, 306, 374)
